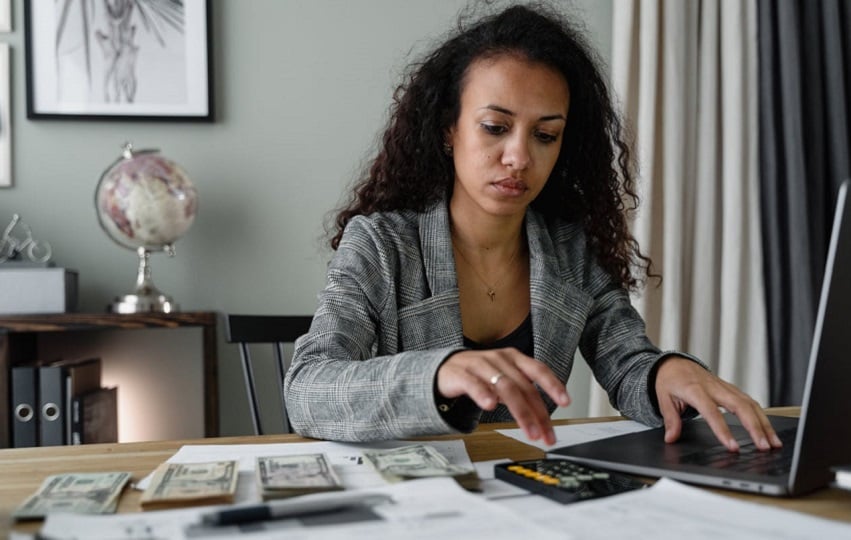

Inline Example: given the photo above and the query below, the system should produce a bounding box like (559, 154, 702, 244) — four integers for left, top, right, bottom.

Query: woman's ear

(443, 128, 456, 156)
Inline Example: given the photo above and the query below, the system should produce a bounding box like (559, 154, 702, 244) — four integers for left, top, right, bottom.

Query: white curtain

(589, 0, 768, 417)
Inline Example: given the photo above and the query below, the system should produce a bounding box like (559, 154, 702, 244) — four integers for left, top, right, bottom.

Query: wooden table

(1, 413, 849, 536)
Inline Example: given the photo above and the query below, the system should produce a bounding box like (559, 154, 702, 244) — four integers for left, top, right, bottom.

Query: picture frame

(0, 0, 10, 33)
(24, 0, 213, 121)
(0, 43, 11, 187)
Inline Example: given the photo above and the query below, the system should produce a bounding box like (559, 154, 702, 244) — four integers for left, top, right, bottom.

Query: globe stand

(109, 247, 179, 314)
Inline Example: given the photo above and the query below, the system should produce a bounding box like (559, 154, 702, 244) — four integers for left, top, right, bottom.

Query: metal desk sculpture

(0, 214, 53, 264)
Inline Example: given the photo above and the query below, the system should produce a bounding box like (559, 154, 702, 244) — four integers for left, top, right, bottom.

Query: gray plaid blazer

(285, 199, 696, 441)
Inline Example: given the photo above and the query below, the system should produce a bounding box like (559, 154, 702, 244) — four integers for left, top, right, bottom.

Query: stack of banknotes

(13, 446, 474, 520)
(363, 444, 480, 491)
(13, 472, 132, 520)
(140, 461, 239, 510)
(255, 453, 344, 500)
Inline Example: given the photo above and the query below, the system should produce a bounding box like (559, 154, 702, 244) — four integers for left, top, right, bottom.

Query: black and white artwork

(25, 0, 212, 121)
(0, 0, 10, 33)
(0, 43, 10, 187)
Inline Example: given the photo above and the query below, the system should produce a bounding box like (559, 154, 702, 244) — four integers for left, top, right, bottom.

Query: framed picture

(0, 43, 10, 187)
(0, 0, 10, 33)
(24, 0, 213, 121)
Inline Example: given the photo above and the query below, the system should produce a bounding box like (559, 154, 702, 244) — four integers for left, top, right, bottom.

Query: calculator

(494, 458, 648, 504)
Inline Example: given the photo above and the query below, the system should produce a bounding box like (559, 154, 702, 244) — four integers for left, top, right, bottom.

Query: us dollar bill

(13, 472, 132, 520)
(256, 454, 343, 499)
(363, 445, 474, 483)
(140, 461, 238, 510)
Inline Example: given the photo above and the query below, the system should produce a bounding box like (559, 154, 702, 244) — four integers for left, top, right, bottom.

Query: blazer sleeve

(284, 217, 469, 441)
(577, 263, 706, 427)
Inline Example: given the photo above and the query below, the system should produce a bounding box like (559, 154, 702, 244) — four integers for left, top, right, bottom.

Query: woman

(284, 3, 780, 451)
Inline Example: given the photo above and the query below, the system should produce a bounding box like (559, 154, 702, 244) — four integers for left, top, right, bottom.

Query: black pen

(200, 492, 392, 527)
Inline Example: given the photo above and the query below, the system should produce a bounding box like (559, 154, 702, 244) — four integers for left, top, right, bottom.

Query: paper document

(501, 477, 851, 539)
(135, 439, 473, 504)
(474, 459, 529, 499)
(41, 477, 565, 540)
(497, 419, 651, 450)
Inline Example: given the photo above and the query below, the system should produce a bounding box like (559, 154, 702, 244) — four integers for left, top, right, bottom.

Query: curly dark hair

(330, 2, 654, 290)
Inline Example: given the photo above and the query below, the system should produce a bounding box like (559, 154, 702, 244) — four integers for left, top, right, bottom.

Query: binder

(38, 358, 102, 446)
(62, 358, 102, 444)
(11, 366, 39, 447)
(71, 387, 118, 445)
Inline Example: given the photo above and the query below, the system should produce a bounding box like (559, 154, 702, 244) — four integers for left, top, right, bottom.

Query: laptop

(551, 179, 851, 496)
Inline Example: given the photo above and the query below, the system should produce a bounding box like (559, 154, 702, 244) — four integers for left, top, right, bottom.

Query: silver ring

(490, 372, 505, 386)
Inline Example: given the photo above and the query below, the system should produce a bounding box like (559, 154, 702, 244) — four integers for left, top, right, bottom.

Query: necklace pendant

(487, 289, 496, 302)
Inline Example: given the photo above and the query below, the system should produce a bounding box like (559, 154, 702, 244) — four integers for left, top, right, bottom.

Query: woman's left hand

(654, 356, 784, 452)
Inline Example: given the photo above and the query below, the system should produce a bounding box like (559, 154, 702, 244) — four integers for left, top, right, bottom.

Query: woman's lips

(491, 178, 528, 196)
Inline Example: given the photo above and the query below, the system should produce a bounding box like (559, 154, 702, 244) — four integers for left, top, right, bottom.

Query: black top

(463, 313, 534, 356)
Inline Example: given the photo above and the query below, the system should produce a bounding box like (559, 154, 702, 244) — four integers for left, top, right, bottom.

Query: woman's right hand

(436, 348, 570, 445)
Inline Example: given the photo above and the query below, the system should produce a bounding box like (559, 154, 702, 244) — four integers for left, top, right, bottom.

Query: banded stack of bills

(363, 444, 479, 490)
(13, 472, 132, 520)
(256, 453, 344, 500)
(140, 461, 239, 510)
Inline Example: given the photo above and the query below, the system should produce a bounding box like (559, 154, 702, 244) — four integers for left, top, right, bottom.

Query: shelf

(0, 312, 216, 333)
(0, 311, 219, 448)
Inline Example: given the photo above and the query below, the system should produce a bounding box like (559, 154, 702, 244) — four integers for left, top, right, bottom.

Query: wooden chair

(224, 314, 312, 435)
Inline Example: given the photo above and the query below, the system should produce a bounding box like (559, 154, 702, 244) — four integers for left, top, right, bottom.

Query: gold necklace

(452, 239, 523, 302)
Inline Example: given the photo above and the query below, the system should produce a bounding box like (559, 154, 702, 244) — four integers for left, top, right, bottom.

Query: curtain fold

(758, 0, 850, 406)
(594, 0, 768, 418)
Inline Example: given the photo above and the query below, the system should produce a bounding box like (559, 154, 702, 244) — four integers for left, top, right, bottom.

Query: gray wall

(0, 0, 612, 437)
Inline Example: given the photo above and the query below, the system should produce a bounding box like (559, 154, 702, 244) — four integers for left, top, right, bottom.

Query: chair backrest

(224, 314, 312, 435)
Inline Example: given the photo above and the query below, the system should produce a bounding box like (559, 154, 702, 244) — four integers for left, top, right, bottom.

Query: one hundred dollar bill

(363, 445, 473, 482)
(140, 461, 238, 510)
(256, 454, 343, 499)
(13, 472, 132, 520)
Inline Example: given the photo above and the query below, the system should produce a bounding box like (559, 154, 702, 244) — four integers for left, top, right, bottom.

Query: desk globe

(95, 143, 198, 313)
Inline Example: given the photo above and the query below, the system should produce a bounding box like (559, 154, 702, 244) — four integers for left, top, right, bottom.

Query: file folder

(38, 358, 102, 446)
(38, 364, 65, 446)
(11, 366, 39, 447)
(71, 386, 118, 445)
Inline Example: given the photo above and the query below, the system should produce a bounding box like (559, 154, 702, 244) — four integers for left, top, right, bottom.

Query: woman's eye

(481, 123, 507, 135)
(535, 131, 559, 143)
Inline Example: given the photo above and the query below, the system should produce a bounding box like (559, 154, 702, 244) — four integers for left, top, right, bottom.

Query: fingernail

(528, 425, 540, 440)
(759, 438, 769, 450)
(772, 434, 783, 447)
(560, 392, 571, 406)
(728, 439, 739, 452)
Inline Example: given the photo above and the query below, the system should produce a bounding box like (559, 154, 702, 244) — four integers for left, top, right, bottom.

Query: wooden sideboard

(0, 312, 218, 448)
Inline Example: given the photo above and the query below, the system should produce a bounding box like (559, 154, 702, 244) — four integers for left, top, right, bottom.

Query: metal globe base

(110, 293, 178, 314)
(109, 247, 180, 314)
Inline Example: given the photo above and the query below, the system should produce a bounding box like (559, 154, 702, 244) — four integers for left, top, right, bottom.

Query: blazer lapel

(395, 201, 463, 350)
(525, 212, 593, 382)
(419, 200, 458, 297)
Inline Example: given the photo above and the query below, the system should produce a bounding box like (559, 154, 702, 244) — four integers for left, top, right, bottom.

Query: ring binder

(11, 367, 39, 447)
(38, 358, 102, 446)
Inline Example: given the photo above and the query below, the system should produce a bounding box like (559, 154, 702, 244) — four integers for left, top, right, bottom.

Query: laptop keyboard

(680, 428, 798, 476)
